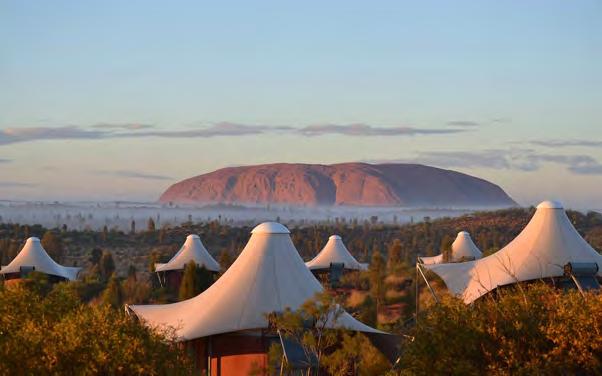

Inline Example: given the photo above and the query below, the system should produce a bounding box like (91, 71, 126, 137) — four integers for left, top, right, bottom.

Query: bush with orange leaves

(0, 279, 192, 375)
(398, 283, 601, 375)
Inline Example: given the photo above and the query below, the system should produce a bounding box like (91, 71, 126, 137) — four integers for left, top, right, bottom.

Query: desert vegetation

(1, 207, 601, 374)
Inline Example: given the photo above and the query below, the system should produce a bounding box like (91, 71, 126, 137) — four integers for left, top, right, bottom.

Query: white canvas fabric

(129, 222, 385, 340)
(306, 235, 368, 271)
(424, 201, 602, 304)
(155, 234, 220, 272)
(420, 231, 482, 265)
(0, 237, 80, 281)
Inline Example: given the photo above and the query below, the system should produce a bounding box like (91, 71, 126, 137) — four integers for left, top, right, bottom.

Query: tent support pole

(279, 354, 285, 376)
(415, 264, 419, 320)
(416, 263, 439, 304)
(569, 274, 586, 297)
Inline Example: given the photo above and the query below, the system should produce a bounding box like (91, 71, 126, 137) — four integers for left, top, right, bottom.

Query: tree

(357, 294, 377, 327)
(440, 233, 454, 261)
(218, 249, 234, 270)
(6, 240, 20, 264)
(99, 252, 115, 281)
(148, 250, 159, 273)
(400, 283, 602, 375)
(127, 264, 137, 281)
(122, 275, 151, 305)
(369, 249, 386, 312)
(387, 239, 403, 269)
(101, 225, 109, 242)
(147, 217, 156, 232)
(178, 261, 214, 301)
(41, 231, 64, 262)
(89, 248, 103, 266)
(0, 282, 192, 374)
(179, 261, 199, 300)
(102, 274, 123, 308)
(322, 332, 390, 376)
(267, 292, 343, 374)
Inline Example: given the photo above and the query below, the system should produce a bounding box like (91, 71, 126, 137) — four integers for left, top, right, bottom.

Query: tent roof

(424, 201, 602, 303)
(251, 222, 290, 234)
(129, 222, 385, 340)
(420, 231, 482, 265)
(306, 235, 368, 271)
(155, 234, 220, 272)
(537, 200, 563, 209)
(0, 237, 80, 281)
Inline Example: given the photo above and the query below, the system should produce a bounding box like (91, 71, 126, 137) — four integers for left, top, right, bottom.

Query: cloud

(411, 150, 513, 169)
(0, 122, 468, 145)
(92, 123, 155, 130)
(94, 170, 173, 181)
(297, 123, 466, 137)
(122, 122, 293, 138)
(0, 126, 106, 146)
(571, 164, 602, 175)
(531, 139, 602, 148)
(371, 149, 602, 175)
(446, 120, 480, 127)
(0, 181, 37, 188)
(0, 123, 273, 145)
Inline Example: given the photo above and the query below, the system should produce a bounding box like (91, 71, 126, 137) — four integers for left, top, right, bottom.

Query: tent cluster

(127, 222, 395, 372)
(128, 222, 386, 338)
(420, 200, 602, 304)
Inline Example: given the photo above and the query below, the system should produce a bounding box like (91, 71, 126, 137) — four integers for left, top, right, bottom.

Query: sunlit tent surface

(424, 201, 602, 304)
(306, 235, 368, 271)
(129, 222, 386, 339)
(0, 237, 80, 281)
(419, 231, 482, 265)
(155, 234, 220, 272)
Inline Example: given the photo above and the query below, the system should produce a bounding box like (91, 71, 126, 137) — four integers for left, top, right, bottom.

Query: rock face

(159, 163, 517, 207)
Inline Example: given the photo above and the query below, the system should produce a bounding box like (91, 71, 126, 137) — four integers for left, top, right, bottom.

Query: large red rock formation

(159, 163, 516, 207)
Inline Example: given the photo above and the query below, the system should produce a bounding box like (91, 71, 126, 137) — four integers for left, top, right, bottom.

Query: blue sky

(0, 1, 601, 208)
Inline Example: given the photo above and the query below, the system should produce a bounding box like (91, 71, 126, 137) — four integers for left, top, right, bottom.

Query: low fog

(0, 201, 487, 231)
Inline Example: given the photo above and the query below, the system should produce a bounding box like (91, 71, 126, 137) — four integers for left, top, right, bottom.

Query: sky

(0, 0, 601, 209)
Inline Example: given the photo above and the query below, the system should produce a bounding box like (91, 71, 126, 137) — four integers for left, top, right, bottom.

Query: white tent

(0, 237, 80, 281)
(128, 222, 385, 340)
(306, 235, 368, 271)
(419, 231, 482, 265)
(155, 234, 220, 273)
(423, 201, 602, 304)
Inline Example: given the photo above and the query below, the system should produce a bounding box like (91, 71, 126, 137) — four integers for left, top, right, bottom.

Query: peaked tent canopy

(424, 201, 602, 304)
(305, 235, 368, 271)
(420, 231, 482, 265)
(155, 234, 220, 272)
(0, 237, 80, 281)
(129, 222, 385, 340)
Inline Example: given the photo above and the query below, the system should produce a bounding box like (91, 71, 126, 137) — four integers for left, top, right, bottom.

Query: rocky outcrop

(159, 163, 516, 207)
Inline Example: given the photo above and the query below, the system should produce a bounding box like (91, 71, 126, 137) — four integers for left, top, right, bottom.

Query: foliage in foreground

(399, 284, 602, 375)
(0, 279, 192, 376)
(266, 292, 390, 376)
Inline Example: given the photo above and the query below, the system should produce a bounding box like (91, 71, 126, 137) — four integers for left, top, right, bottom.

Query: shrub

(398, 283, 602, 375)
(0, 282, 192, 375)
